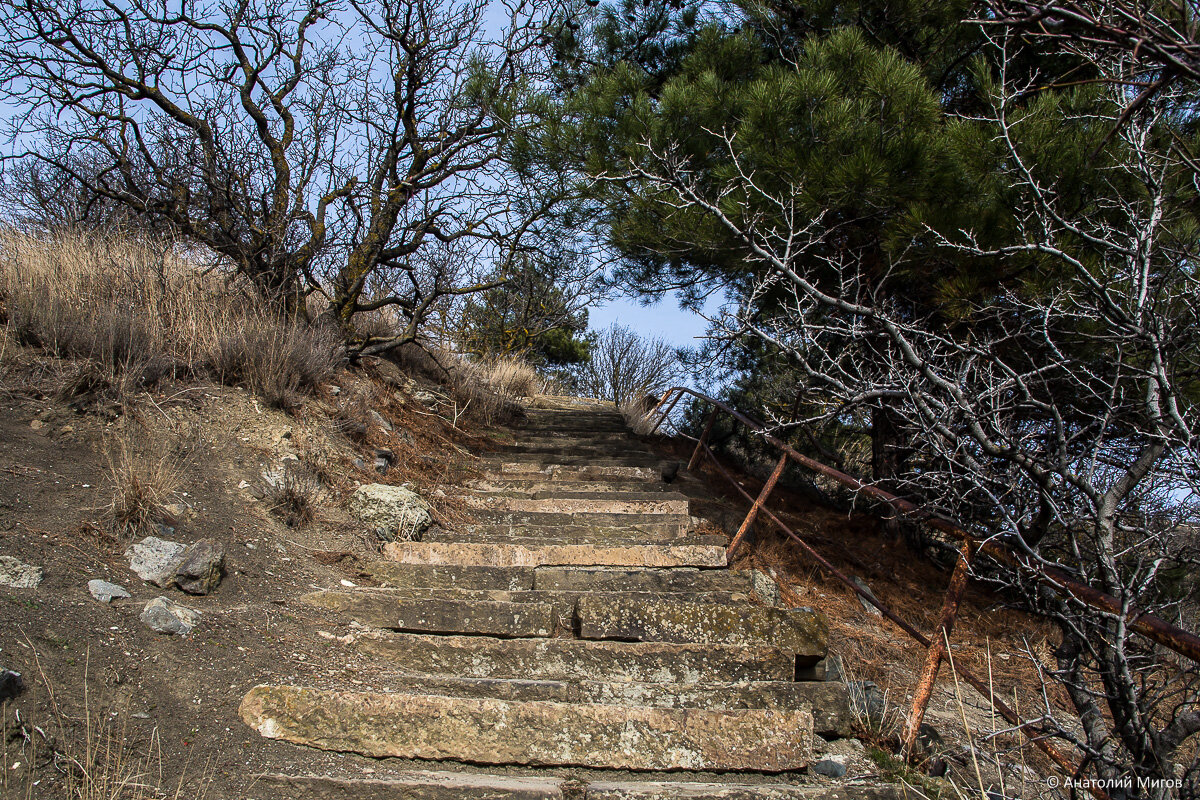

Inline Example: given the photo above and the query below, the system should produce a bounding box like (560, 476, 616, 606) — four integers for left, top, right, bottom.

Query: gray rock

(0, 556, 43, 588)
(368, 409, 393, 432)
(413, 390, 438, 406)
(847, 680, 888, 727)
(811, 758, 847, 778)
(750, 569, 781, 607)
(161, 503, 190, 522)
(125, 536, 188, 587)
(824, 653, 845, 683)
(851, 576, 883, 616)
(88, 579, 131, 603)
(174, 540, 225, 595)
(349, 483, 433, 541)
(139, 596, 201, 635)
(374, 457, 390, 474)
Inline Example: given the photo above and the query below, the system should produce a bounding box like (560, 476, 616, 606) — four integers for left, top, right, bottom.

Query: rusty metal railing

(650, 386, 1200, 792)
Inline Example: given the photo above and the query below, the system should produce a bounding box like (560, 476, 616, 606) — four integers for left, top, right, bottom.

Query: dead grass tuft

(103, 429, 181, 533)
(210, 319, 341, 410)
(261, 462, 324, 527)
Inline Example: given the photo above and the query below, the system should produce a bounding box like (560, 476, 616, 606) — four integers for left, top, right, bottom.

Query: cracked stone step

(484, 457, 670, 471)
(251, 774, 902, 800)
(302, 592, 559, 637)
(383, 540, 727, 568)
(354, 632, 796, 683)
(364, 674, 853, 737)
(578, 596, 827, 662)
(240, 687, 813, 771)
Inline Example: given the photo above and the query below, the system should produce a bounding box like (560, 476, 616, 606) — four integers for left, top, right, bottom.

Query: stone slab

(458, 495, 690, 516)
(240, 687, 812, 771)
(302, 592, 556, 637)
(363, 563, 535, 591)
(383, 541, 726, 568)
(354, 633, 796, 683)
(578, 597, 826, 661)
(533, 567, 752, 595)
(490, 463, 663, 480)
(253, 772, 566, 800)
(586, 783, 903, 800)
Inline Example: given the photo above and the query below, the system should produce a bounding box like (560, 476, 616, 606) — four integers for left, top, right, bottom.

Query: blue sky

(586, 291, 723, 348)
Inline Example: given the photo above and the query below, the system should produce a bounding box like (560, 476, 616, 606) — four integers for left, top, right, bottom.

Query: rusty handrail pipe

(694, 440, 1097, 793)
(649, 386, 1200, 665)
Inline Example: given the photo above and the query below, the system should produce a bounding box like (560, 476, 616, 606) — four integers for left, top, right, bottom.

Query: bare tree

(0, 0, 562, 353)
(606, 29, 1200, 794)
(575, 323, 683, 406)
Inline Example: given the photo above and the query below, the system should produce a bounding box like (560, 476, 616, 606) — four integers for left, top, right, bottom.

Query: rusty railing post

(647, 389, 682, 435)
(901, 541, 975, 760)
(726, 453, 789, 558)
(687, 407, 719, 472)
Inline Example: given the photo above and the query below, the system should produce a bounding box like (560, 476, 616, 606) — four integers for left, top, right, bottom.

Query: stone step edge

(252, 773, 903, 800)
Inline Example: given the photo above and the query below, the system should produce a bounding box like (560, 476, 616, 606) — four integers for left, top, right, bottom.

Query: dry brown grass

(102, 428, 182, 533)
(0, 228, 341, 409)
(261, 461, 325, 527)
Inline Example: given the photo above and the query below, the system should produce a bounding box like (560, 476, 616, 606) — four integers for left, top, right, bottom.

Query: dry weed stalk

(103, 429, 182, 533)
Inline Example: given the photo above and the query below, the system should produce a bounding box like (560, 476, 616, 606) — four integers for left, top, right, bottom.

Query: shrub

(104, 431, 181, 532)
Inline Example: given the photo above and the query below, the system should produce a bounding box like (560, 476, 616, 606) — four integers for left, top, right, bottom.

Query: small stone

(237, 480, 251, 490)
(324, 384, 341, 396)
(88, 579, 131, 603)
(0, 669, 24, 702)
(139, 596, 201, 635)
(811, 758, 847, 778)
(59, 424, 74, 435)
(0, 556, 43, 589)
(125, 536, 188, 587)
(161, 503, 189, 522)
(28, 419, 44, 431)
(353, 458, 367, 471)
(373, 448, 395, 464)
(373, 457, 390, 474)
(413, 390, 438, 406)
(368, 410, 393, 432)
(750, 569, 781, 607)
(174, 540, 225, 595)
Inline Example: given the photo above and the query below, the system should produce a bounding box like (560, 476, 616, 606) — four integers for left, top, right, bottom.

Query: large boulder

(349, 484, 433, 541)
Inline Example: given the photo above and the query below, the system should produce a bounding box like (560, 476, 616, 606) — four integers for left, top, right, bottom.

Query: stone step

(304, 588, 760, 633)
(467, 479, 676, 494)
(240, 687, 813, 771)
(427, 530, 723, 547)
(302, 592, 561, 637)
(383, 540, 727, 568)
(466, 510, 689, 535)
(488, 463, 665, 482)
(252, 774, 901, 800)
(456, 494, 690, 516)
(490, 444, 658, 459)
(361, 563, 535, 591)
(513, 433, 639, 446)
(362, 674, 852, 737)
(532, 566, 756, 595)
(354, 632, 796, 683)
(578, 596, 827, 662)
(485, 457, 670, 472)
(251, 772, 566, 800)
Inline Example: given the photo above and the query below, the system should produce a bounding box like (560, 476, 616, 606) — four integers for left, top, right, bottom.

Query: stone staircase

(240, 399, 900, 799)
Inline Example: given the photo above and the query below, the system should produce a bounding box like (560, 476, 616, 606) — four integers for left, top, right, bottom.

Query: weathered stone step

(457, 494, 690, 516)
(251, 771, 566, 800)
(361, 563, 535, 590)
(488, 463, 664, 482)
(467, 479, 675, 494)
(383, 540, 726, 568)
(485, 457, 669, 471)
(467, 510, 689, 535)
(252, 774, 901, 800)
(578, 596, 827, 662)
(302, 592, 560, 637)
(427, 530, 723, 547)
(240, 687, 813, 771)
(354, 632, 796, 683)
(532, 566, 756, 595)
(363, 674, 852, 736)
(490, 444, 658, 459)
(359, 564, 764, 596)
